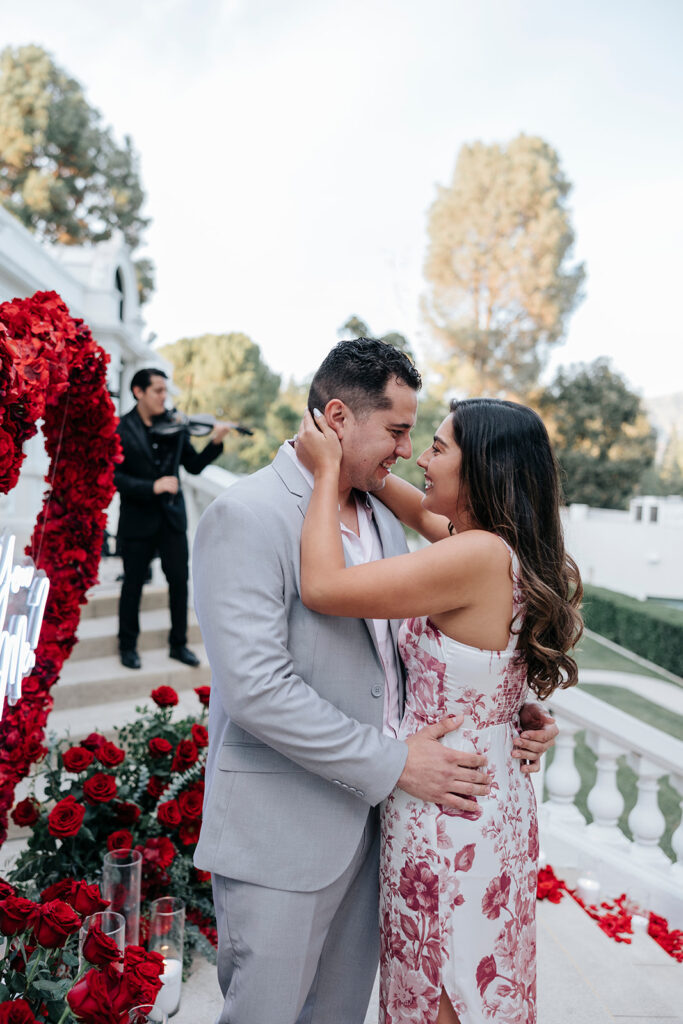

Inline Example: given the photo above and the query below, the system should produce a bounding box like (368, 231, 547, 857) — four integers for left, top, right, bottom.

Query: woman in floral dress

(297, 397, 583, 1024)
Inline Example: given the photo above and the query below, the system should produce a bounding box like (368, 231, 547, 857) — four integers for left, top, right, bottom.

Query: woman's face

(417, 415, 472, 529)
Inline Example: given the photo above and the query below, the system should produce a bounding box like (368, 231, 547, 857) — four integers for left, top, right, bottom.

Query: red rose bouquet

(0, 877, 164, 1023)
(8, 688, 216, 966)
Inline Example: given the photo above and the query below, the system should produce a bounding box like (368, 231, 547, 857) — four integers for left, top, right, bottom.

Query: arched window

(115, 267, 125, 321)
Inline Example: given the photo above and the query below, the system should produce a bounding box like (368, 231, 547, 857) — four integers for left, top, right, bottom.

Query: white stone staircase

(48, 560, 211, 743)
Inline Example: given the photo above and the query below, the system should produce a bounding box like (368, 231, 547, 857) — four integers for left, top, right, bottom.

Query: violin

(149, 410, 254, 438)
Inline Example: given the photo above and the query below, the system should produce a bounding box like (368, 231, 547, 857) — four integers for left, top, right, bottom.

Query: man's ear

(325, 399, 346, 440)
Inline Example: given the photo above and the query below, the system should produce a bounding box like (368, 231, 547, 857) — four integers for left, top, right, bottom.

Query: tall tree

(423, 134, 585, 397)
(159, 332, 306, 473)
(538, 359, 656, 509)
(0, 45, 153, 302)
(640, 426, 683, 496)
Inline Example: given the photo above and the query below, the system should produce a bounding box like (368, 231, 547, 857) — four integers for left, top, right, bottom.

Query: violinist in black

(114, 368, 232, 670)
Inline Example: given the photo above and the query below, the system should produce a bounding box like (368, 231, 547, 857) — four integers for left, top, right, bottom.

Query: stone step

(53, 646, 211, 713)
(47, 684, 208, 745)
(80, 584, 169, 620)
(72, 608, 203, 661)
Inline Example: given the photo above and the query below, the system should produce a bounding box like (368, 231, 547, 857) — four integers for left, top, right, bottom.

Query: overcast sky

(4, 0, 682, 397)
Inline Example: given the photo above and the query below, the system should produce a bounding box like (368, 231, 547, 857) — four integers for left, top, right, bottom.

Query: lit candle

(576, 876, 601, 905)
(154, 957, 182, 1016)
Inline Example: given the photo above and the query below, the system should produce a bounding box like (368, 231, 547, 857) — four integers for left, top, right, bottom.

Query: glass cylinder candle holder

(128, 1007, 168, 1024)
(148, 897, 185, 1018)
(102, 848, 142, 946)
(79, 910, 126, 970)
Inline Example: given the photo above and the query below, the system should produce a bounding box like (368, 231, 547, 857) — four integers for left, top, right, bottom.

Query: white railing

(181, 464, 241, 546)
(537, 685, 683, 926)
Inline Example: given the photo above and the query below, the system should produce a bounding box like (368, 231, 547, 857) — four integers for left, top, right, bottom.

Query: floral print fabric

(379, 551, 538, 1023)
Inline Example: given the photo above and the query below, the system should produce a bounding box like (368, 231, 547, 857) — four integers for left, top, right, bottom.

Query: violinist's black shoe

(120, 649, 141, 670)
(169, 645, 200, 667)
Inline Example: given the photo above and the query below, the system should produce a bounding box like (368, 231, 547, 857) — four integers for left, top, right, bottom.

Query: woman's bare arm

(374, 473, 451, 543)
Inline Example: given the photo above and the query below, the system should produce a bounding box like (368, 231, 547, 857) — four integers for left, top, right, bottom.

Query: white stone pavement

(174, 887, 683, 1024)
(580, 668, 683, 716)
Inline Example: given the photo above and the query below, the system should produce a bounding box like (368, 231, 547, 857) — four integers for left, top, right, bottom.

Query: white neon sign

(0, 531, 50, 721)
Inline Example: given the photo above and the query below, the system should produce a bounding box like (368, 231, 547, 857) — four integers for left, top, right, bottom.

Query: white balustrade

(544, 718, 585, 827)
(585, 734, 628, 847)
(627, 754, 670, 865)
(544, 686, 683, 926)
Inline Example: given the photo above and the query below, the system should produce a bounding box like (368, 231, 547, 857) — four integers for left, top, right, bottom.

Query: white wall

(563, 501, 683, 601)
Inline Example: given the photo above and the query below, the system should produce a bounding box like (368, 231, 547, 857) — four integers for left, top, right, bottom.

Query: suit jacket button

(371, 684, 383, 698)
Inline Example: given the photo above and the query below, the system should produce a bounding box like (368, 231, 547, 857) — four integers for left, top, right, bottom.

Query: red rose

(114, 801, 141, 825)
(148, 737, 173, 758)
(116, 945, 165, 1008)
(157, 800, 182, 829)
(151, 686, 178, 708)
(96, 741, 125, 767)
(178, 788, 203, 821)
(137, 837, 175, 872)
(0, 998, 40, 1024)
(67, 881, 109, 917)
(81, 921, 123, 967)
(11, 798, 40, 827)
(195, 868, 211, 884)
(80, 733, 106, 752)
(83, 772, 117, 805)
(0, 896, 38, 936)
(0, 880, 16, 899)
(47, 795, 85, 838)
(171, 739, 198, 772)
(194, 685, 210, 706)
(191, 723, 209, 748)
(32, 899, 81, 948)
(40, 880, 72, 903)
(178, 820, 201, 846)
(62, 746, 95, 773)
(107, 829, 134, 852)
(146, 776, 168, 800)
(67, 966, 121, 1024)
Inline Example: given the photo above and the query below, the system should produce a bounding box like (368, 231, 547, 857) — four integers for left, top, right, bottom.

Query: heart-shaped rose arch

(0, 291, 122, 845)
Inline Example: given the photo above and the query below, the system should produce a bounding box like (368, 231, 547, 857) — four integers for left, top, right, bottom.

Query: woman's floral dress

(379, 547, 538, 1024)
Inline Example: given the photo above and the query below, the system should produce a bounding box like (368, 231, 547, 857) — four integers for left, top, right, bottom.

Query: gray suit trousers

(211, 810, 380, 1024)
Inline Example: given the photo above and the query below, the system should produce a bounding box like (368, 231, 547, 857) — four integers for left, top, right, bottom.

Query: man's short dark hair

(308, 338, 421, 419)
(130, 367, 168, 397)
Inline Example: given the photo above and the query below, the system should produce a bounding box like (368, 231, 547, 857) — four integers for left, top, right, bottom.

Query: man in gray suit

(193, 339, 556, 1023)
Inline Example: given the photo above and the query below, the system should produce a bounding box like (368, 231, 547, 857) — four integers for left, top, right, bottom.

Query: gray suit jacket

(193, 445, 409, 890)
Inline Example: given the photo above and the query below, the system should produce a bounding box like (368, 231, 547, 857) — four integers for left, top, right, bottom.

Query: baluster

(668, 774, 683, 882)
(585, 733, 628, 848)
(627, 754, 669, 867)
(544, 717, 585, 826)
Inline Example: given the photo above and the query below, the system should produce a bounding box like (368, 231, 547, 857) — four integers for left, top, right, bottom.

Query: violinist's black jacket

(114, 408, 223, 539)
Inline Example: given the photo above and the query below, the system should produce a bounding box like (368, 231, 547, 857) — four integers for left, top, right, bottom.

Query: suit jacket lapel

(126, 409, 156, 469)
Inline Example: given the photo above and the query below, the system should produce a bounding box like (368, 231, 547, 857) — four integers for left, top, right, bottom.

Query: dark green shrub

(582, 585, 683, 676)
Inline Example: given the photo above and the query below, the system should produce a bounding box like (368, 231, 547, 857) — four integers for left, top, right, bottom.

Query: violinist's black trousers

(118, 527, 189, 652)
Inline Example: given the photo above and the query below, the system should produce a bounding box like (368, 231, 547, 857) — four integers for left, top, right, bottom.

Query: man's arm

(194, 494, 490, 810)
(180, 433, 224, 476)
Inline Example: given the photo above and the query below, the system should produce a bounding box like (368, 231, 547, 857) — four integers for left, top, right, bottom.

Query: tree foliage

(0, 45, 153, 302)
(159, 333, 307, 473)
(538, 359, 656, 508)
(423, 134, 585, 397)
(339, 315, 416, 361)
(640, 426, 683, 496)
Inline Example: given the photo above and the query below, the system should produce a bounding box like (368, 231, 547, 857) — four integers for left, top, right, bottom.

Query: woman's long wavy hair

(449, 398, 583, 699)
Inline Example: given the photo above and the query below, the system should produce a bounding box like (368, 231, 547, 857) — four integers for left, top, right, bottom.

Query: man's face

(338, 378, 418, 492)
(134, 375, 168, 419)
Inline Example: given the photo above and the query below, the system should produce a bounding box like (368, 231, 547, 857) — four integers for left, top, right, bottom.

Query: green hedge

(582, 585, 683, 677)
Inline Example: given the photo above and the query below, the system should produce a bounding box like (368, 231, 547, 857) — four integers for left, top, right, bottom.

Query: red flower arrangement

(0, 291, 122, 846)
(0, 876, 164, 1023)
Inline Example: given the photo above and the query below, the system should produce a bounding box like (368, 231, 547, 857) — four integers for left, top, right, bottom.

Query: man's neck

(135, 404, 152, 428)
